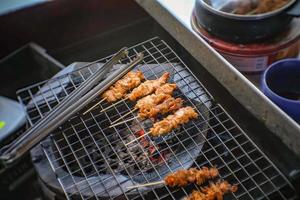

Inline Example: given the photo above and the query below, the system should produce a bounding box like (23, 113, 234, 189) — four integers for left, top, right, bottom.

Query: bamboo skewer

(127, 180, 165, 189)
(102, 73, 171, 113)
(83, 97, 107, 115)
(111, 97, 185, 126)
(109, 116, 139, 128)
(125, 107, 198, 146)
(126, 167, 221, 189)
(125, 131, 151, 146)
(100, 97, 129, 113)
(84, 70, 145, 115)
(110, 108, 138, 124)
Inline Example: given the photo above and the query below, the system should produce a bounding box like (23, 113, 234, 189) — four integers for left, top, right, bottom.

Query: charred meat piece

(135, 83, 177, 110)
(150, 106, 198, 136)
(185, 181, 238, 200)
(155, 83, 177, 95)
(127, 72, 170, 101)
(102, 70, 145, 102)
(155, 97, 183, 115)
(135, 93, 171, 110)
(165, 167, 219, 187)
(139, 97, 183, 119)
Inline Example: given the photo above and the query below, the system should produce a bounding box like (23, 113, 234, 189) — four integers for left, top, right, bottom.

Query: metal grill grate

(17, 37, 297, 200)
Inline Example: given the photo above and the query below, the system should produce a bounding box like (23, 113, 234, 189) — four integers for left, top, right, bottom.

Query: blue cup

(261, 58, 300, 122)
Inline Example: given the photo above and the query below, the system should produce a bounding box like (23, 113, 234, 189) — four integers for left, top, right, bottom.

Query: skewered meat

(115, 70, 144, 90)
(155, 97, 183, 114)
(127, 72, 170, 101)
(155, 83, 177, 95)
(139, 97, 183, 119)
(165, 167, 219, 187)
(135, 93, 171, 110)
(185, 181, 238, 200)
(135, 83, 177, 111)
(101, 87, 126, 103)
(102, 70, 144, 102)
(150, 106, 198, 136)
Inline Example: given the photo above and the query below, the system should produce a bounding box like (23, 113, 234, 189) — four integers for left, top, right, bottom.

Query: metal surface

(18, 37, 297, 199)
(0, 48, 133, 166)
(134, 0, 300, 157)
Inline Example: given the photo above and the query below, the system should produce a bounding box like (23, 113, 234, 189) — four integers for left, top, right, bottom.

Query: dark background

(0, 0, 147, 59)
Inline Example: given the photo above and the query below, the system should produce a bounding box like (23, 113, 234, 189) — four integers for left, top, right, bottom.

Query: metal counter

(135, 0, 300, 157)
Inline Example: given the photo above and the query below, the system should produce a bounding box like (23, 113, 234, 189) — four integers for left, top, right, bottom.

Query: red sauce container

(192, 17, 300, 73)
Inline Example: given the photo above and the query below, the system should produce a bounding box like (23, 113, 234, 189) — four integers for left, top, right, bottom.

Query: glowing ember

(135, 129, 169, 164)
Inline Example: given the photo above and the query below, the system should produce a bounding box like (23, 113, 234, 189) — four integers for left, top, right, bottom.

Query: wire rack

(17, 37, 297, 200)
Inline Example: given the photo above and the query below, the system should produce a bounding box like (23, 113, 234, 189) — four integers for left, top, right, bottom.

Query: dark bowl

(194, 0, 299, 43)
(261, 58, 300, 122)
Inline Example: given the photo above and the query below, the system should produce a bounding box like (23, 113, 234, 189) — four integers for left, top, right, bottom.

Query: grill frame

(17, 37, 297, 200)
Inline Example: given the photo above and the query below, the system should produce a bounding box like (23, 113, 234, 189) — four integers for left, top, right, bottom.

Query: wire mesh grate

(17, 37, 297, 200)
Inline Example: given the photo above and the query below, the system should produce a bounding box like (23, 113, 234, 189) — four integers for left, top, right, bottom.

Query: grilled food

(139, 97, 183, 119)
(127, 72, 170, 101)
(165, 167, 219, 187)
(102, 70, 145, 102)
(135, 82, 177, 109)
(135, 83, 178, 118)
(150, 106, 198, 136)
(185, 181, 238, 200)
(135, 93, 171, 111)
(154, 82, 177, 95)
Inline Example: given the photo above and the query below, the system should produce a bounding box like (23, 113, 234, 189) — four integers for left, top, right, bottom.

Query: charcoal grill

(17, 37, 297, 200)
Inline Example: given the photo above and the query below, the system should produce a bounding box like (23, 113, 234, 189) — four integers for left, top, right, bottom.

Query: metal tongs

(0, 48, 144, 167)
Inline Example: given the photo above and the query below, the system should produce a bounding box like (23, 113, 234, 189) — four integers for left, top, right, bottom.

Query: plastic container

(191, 16, 300, 73)
(0, 43, 64, 99)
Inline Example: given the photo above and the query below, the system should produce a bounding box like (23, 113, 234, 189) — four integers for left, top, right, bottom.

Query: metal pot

(194, 0, 300, 43)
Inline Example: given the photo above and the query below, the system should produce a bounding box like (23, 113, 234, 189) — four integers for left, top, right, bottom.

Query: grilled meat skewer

(139, 97, 183, 119)
(134, 83, 176, 110)
(110, 97, 183, 128)
(165, 167, 219, 187)
(135, 93, 171, 111)
(111, 83, 177, 125)
(83, 70, 144, 115)
(185, 181, 238, 200)
(127, 72, 170, 101)
(127, 167, 219, 189)
(109, 96, 183, 128)
(150, 106, 198, 136)
(125, 106, 198, 146)
(101, 72, 171, 113)
(102, 70, 145, 102)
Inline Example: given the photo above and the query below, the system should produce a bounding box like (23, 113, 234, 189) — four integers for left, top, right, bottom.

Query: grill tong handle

(0, 48, 143, 167)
